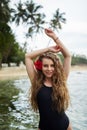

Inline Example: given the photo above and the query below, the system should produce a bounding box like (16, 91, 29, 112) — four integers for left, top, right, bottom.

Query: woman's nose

(48, 66, 51, 70)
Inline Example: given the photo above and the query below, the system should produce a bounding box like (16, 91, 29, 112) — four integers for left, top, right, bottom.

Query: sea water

(67, 70, 87, 130)
(0, 70, 87, 130)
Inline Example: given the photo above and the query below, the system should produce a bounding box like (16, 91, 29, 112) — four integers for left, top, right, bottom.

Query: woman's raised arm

(25, 48, 48, 82)
(25, 45, 60, 82)
(45, 28, 72, 79)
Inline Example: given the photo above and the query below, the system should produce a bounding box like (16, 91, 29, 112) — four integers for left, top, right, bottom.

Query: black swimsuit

(37, 84, 69, 130)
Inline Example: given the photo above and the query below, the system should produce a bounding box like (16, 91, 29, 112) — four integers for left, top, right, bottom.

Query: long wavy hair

(30, 52, 70, 113)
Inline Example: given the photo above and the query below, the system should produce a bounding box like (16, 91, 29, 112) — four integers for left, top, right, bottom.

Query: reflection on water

(0, 79, 39, 130)
(67, 71, 87, 130)
(0, 80, 19, 130)
(0, 71, 87, 130)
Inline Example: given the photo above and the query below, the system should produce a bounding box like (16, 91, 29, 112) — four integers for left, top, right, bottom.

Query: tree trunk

(0, 59, 2, 68)
(8, 62, 10, 67)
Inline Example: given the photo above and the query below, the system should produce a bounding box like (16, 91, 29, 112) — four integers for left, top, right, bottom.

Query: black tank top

(37, 84, 69, 130)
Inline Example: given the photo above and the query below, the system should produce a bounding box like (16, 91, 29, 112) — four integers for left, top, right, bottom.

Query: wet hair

(30, 52, 70, 113)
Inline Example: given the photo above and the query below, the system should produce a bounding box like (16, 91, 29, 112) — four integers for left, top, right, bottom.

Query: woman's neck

(44, 78, 52, 86)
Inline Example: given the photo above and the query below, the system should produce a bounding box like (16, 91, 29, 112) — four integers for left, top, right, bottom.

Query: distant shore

(0, 65, 87, 81)
(71, 65, 87, 71)
(0, 66, 28, 81)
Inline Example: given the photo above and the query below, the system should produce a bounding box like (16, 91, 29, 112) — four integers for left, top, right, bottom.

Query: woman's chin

(45, 74, 53, 78)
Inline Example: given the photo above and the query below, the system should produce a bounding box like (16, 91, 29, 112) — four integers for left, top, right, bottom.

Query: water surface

(0, 70, 87, 130)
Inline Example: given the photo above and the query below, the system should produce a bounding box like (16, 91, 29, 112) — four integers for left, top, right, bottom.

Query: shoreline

(71, 65, 87, 71)
(0, 66, 28, 81)
(0, 65, 87, 81)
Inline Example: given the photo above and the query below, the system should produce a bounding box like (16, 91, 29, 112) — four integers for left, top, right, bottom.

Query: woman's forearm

(52, 36, 71, 58)
(25, 47, 49, 59)
(44, 28, 71, 58)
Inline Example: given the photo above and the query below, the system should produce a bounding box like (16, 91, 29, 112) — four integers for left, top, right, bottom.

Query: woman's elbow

(67, 52, 72, 59)
(25, 53, 30, 59)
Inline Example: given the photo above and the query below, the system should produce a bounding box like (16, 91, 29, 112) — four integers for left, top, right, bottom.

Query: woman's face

(42, 58, 55, 78)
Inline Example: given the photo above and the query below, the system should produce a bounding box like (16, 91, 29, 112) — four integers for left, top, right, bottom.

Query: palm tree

(12, 0, 46, 37)
(49, 8, 66, 31)
(11, 2, 26, 25)
(0, 0, 11, 23)
(0, 0, 14, 67)
(0, 23, 15, 67)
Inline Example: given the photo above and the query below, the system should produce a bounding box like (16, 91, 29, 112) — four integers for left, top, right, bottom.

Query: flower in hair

(34, 60, 42, 70)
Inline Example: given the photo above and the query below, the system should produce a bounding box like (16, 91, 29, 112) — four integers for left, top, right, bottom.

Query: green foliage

(1, 0, 86, 67)
(0, 0, 11, 23)
(0, 80, 20, 128)
(0, 0, 67, 67)
(58, 53, 87, 65)
(11, 1, 66, 37)
(0, 0, 15, 67)
(0, 22, 25, 67)
(6, 42, 25, 66)
(0, 80, 19, 100)
(0, 0, 26, 67)
(11, 0, 46, 37)
(50, 8, 66, 31)
(71, 54, 87, 65)
(0, 23, 15, 67)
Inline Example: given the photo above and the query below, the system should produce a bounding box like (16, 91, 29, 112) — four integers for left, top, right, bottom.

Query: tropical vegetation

(0, 0, 87, 68)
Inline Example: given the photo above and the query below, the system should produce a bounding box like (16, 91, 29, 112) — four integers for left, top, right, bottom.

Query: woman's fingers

(49, 45, 61, 52)
(45, 28, 53, 36)
(45, 28, 52, 33)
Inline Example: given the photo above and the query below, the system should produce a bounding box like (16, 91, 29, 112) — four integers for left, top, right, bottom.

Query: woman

(25, 28, 72, 130)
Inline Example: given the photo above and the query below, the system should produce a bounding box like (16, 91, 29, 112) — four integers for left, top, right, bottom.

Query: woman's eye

(50, 64, 54, 67)
(43, 65, 48, 67)
(43, 64, 54, 67)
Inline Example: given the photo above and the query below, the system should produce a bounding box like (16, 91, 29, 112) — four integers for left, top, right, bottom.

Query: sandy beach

(0, 65, 87, 81)
(0, 66, 28, 81)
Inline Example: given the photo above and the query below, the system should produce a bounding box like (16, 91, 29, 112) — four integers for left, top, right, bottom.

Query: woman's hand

(48, 45, 61, 53)
(45, 28, 57, 39)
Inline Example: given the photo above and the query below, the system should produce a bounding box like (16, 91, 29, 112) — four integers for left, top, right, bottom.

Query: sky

(11, 0, 87, 57)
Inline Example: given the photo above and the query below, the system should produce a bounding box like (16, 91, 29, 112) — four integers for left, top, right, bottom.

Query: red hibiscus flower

(34, 60, 42, 70)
